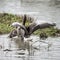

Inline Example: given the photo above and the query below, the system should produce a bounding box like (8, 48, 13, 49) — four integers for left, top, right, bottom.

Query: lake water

(0, 34, 60, 60)
(0, 0, 60, 60)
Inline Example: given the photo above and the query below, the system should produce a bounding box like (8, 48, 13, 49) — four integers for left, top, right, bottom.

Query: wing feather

(29, 23, 56, 34)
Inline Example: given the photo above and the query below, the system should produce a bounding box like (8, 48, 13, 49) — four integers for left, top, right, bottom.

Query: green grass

(0, 13, 60, 37)
(33, 27, 60, 37)
(0, 13, 22, 34)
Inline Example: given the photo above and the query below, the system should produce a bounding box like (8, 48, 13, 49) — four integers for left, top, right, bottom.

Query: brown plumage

(9, 15, 56, 38)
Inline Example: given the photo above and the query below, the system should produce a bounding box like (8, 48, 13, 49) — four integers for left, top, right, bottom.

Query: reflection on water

(0, 34, 60, 60)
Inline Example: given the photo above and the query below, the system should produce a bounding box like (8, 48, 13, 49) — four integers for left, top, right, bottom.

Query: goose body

(9, 15, 56, 39)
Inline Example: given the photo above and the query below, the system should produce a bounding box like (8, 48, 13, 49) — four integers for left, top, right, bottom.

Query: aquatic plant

(33, 27, 60, 37)
(0, 13, 22, 34)
(0, 13, 60, 37)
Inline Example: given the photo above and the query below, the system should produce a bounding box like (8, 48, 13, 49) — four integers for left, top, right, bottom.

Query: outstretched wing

(29, 22, 56, 34)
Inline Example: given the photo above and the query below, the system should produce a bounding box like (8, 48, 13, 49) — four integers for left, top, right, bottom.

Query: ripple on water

(0, 34, 60, 60)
